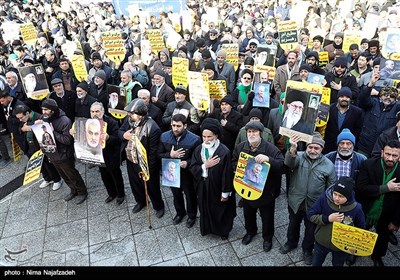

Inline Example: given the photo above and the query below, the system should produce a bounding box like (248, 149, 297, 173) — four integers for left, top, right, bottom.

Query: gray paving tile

(109, 209, 132, 240)
(209, 242, 241, 266)
(89, 235, 135, 264)
(66, 248, 90, 266)
(0, 234, 24, 265)
(43, 219, 88, 252)
(19, 229, 45, 263)
(88, 213, 111, 245)
(9, 187, 32, 210)
(156, 225, 185, 261)
(241, 248, 293, 266)
(42, 251, 66, 266)
(91, 252, 138, 266)
(67, 199, 88, 222)
(0, 197, 11, 214)
(181, 233, 226, 255)
(153, 256, 189, 266)
(47, 199, 68, 226)
(135, 230, 163, 266)
(187, 250, 215, 266)
(2, 210, 47, 238)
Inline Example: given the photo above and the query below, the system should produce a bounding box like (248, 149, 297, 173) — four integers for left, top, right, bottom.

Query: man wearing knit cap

(233, 119, 284, 252)
(88, 51, 112, 84)
(38, 98, 88, 204)
(214, 49, 235, 94)
(308, 176, 365, 266)
(189, 118, 236, 240)
(324, 56, 359, 104)
(357, 140, 400, 266)
(280, 132, 336, 265)
(305, 51, 325, 75)
(208, 95, 244, 151)
(49, 78, 77, 122)
(323, 32, 343, 62)
(162, 85, 200, 134)
(299, 64, 312, 82)
(323, 86, 363, 154)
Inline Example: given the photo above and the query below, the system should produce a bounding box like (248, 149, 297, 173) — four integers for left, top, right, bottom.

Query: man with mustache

(232, 121, 284, 252)
(325, 128, 367, 266)
(356, 140, 400, 267)
(280, 132, 336, 265)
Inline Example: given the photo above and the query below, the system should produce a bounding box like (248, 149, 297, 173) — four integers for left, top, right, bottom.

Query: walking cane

(139, 171, 152, 229)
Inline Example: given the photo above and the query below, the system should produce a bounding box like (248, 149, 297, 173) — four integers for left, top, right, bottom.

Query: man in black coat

(89, 102, 125, 205)
(49, 78, 77, 121)
(356, 140, 400, 266)
(232, 121, 284, 252)
(119, 98, 165, 218)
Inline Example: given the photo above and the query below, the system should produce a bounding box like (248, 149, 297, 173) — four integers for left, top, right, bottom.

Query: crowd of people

(0, 0, 400, 267)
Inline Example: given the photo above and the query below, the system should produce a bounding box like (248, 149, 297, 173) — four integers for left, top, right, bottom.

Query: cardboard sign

(234, 152, 270, 200)
(23, 150, 44, 186)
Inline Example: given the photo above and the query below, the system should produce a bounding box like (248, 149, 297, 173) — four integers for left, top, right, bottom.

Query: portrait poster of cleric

(18, 64, 49, 99)
(252, 82, 270, 108)
(255, 44, 277, 67)
(31, 122, 57, 154)
(161, 158, 180, 188)
(279, 88, 320, 143)
(107, 85, 127, 114)
(243, 157, 269, 192)
(73, 117, 106, 166)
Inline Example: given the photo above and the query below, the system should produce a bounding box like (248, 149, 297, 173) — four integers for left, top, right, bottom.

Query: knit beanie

(337, 128, 355, 145)
(245, 120, 264, 133)
(76, 81, 89, 92)
(249, 108, 263, 120)
(337, 87, 352, 98)
(333, 176, 355, 201)
(94, 69, 106, 81)
(220, 95, 234, 107)
(308, 132, 325, 148)
(41, 98, 58, 111)
(217, 49, 227, 58)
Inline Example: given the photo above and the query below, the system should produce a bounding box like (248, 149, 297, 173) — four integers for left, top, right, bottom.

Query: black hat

(243, 57, 255, 66)
(360, 38, 369, 45)
(51, 78, 63, 85)
(337, 86, 352, 98)
(76, 81, 89, 92)
(175, 85, 187, 95)
(299, 64, 312, 72)
(178, 46, 188, 55)
(220, 95, 234, 107)
(333, 176, 355, 201)
(241, 68, 254, 79)
(245, 120, 264, 133)
(249, 108, 263, 120)
(201, 118, 222, 136)
(266, 32, 274, 38)
(91, 52, 102, 61)
(373, 58, 381, 66)
(306, 51, 319, 61)
(41, 98, 58, 111)
(201, 49, 211, 59)
(334, 57, 348, 67)
(164, 60, 172, 67)
(203, 61, 215, 72)
(196, 38, 206, 48)
(124, 98, 148, 116)
(209, 29, 218, 35)
(23, 57, 35, 64)
(154, 68, 166, 79)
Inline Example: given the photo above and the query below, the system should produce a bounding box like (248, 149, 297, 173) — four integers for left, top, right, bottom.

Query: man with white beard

(280, 132, 336, 265)
(282, 100, 313, 135)
(325, 128, 367, 266)
(232, 121, 284, 252)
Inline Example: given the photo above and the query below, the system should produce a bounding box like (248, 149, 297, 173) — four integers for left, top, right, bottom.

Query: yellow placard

(146, 29, 165, 55)
(101, 31, 125, 63)
(254, 65, 276, 81)
(318, 51, 329, 67)
(343, 31, 362, 55)
(11, 133, 22, 162)
(221, 44, 239, 71)
(172, 57, 189, 88)
(20, 23, 37, 45)
(331, 222, 378, 257)
(71, 54, 88, 82)
(234, 152, 270, 200)
(134, 135, 149, 181)
(23, 150, 44, 186)
(277, 20, 299, 51)
(209, 80, 227, 100)
(108, 109, 127, 120)
(188, 71, 210, 111)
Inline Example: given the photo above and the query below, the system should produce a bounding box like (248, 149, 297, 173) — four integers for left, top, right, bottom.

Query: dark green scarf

(366, 160, 398, 226)
(237, 84, 252, 104)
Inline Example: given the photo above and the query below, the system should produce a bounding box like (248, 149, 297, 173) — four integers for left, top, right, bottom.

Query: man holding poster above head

(233, 120, 284, 252)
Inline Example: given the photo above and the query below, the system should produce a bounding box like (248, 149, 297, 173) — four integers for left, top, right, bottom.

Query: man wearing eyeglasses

(282, 100, 313, 135)
(323, 56, 359, 104)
